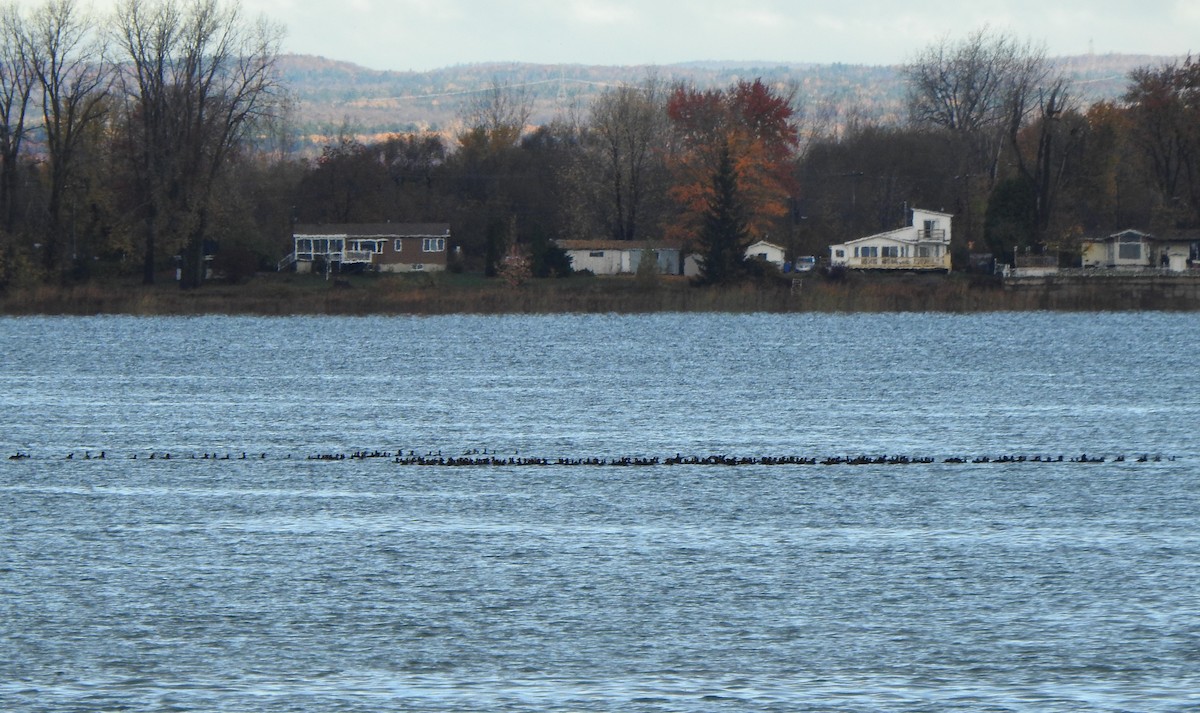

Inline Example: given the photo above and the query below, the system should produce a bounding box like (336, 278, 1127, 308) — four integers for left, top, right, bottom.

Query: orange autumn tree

(665, 79, 799, 247)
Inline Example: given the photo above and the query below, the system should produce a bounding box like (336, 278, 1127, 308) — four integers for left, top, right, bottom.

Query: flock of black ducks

(7, 449, 1176, 466)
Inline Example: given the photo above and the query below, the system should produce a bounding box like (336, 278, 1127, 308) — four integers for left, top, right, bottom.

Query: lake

(2, 312, 1199, 711)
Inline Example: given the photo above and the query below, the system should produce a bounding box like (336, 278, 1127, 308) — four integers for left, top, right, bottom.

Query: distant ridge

(277, 53, 1180, 149)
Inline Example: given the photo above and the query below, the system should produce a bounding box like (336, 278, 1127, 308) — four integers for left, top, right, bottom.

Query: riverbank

(2, 270, 1199, 315)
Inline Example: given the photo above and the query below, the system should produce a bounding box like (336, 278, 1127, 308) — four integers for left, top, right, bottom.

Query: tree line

(1, 6, 1197, 289)
(0, 0, 282, 288)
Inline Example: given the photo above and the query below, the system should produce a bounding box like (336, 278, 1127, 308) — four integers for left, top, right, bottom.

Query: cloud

(88, 0, 1198, 71)
(720, 8, 790, 29)
(567, 0, 639, 26)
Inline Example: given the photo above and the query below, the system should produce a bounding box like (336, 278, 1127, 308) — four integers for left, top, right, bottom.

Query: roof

(911, 208, 954, 218)
(556, 239, 681, 251)
(833, 226, 915, 247)
(1084, 229, 1197, 244)
(294, 222, 450, 238)
(746, 240, 785, 251)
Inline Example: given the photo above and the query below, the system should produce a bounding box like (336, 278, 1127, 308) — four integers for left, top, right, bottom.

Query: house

(1081, 229, 1197, 272)
(283, 223, 451, 273)
(828, 208, 953, 271)
(556, 240, 682, 275)
(682, 240, 793, 278)
(745, 240, 786, 269)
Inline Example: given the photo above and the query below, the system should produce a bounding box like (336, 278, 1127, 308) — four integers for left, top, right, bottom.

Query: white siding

(828, 208, 952, 271)
(566, 247, 680, 275)
(566, 249, 626, 275)
(745, 241, 786, 267)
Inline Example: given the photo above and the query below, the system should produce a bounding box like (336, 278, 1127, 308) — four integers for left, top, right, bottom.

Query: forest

(1, 0, 1198, 291)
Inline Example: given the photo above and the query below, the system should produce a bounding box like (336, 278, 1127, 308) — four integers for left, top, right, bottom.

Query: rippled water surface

(2, 313, 1200, 711)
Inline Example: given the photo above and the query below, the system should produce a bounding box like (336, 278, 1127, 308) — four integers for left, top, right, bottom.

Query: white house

(1081, 229, 1197, 272)
(828, 208, 953, 271)
(683, 240, 792, 277)
(557, 240, 681, 275)
(745, 240, 786, 268)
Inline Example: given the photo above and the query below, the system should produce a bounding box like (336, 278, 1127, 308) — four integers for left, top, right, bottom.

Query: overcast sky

(127, 0, 1200, 70)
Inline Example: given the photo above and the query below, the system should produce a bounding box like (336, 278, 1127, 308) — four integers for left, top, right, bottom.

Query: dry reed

(2, 271, 1198, 315)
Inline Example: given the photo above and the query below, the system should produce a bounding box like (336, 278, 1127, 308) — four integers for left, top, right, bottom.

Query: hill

(277, 53, 1177, 151)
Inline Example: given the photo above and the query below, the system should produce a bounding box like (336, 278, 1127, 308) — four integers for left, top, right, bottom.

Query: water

(2, 312, 1199, 711)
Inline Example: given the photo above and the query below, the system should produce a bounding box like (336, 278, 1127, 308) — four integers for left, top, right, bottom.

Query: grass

(1, 269, 1198, 316)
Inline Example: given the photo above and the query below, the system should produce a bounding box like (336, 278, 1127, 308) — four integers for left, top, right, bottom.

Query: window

(423, 237, 445, 252)
(1118, 242, 1141, 260)
(858, 246, 878, 258)
(917, 246, 930, 257)
(834, 250, 845, 258)
(881, 246, 899, 258)
(589, 251, 604, 257)
(394, 239, 403, 252)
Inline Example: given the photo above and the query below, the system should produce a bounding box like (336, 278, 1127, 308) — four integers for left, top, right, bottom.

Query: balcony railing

(285, 248, 379, 269)
(852, 256, 947, 269)
(342, 250, 376, 263)
(917, 229, 947, 241)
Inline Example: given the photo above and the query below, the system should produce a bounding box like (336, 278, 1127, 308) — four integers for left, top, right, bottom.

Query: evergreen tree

(696, 145, 750, 285)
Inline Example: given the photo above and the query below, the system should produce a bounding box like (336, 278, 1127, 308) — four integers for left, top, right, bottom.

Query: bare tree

(584, 78, 670, 241)
(1124, 56, 1200, 228)
(904, 27, 1050, 183)
(454, 78, 533, 275)
(28, 0, 112, 272)
(113, 0, 282, 285)
(458, 77, 532, 150)
(0, 3, 35, 234)
(1012, 78, 1080, 244)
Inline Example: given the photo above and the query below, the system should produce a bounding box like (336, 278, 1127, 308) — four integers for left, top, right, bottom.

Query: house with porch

(282, 223, 451, 273)
(828, 208, 952, 271)
(557, 240, 682, 275)
(1081, 229, 1197, 272)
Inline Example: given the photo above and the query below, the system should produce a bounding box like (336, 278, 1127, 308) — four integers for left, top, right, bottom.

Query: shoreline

(3, 271, 1200, 315)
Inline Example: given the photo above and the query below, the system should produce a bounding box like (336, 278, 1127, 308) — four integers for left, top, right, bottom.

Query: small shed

(557, 240, 682, 275)
(745, 240, 786, 269)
